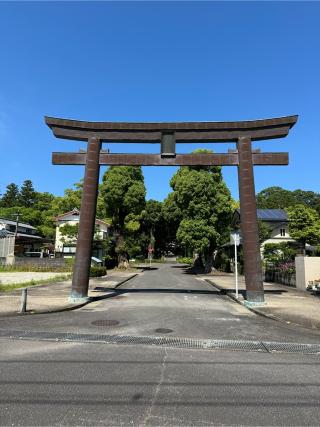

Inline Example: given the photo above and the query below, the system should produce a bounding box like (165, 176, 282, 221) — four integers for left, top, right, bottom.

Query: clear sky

(0, 1, 319, 202)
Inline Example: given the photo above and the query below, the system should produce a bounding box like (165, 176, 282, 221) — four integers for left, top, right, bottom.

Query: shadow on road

(93, 287, 226, 296)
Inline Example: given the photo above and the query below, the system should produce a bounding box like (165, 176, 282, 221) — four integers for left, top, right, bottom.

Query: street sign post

(230, 232, 240, 299)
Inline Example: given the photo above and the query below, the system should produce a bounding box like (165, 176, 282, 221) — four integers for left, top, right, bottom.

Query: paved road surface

(1, 263, 320, 426)
(1, 338, 320, 426)
(1, 263, 319, 343)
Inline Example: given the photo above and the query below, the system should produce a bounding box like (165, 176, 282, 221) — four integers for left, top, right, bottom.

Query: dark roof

(0, 218, 37, 229)
(257, 209, 288, 221)
(236, 209, 288, 221)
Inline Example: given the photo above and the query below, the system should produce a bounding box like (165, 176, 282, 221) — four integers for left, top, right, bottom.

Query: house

(231, 209, 294, 252)
(54, 208, 112, 259)
(0, 217, 45, 256)
(0, 217, 51, 264)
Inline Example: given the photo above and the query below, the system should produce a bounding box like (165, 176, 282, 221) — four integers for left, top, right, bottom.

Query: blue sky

(0, 1, 319, 202)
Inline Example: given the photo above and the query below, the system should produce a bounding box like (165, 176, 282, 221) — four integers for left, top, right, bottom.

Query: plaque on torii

(46, 115, 298, 305)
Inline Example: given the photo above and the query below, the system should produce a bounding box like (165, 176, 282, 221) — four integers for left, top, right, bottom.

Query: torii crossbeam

(46, 115, 298, 305)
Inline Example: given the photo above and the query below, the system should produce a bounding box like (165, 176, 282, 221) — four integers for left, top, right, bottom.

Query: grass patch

(0, 274, 72, 293)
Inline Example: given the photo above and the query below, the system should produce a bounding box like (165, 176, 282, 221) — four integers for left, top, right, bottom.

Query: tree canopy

(19, 180, 37, 207)
(167, 149, 233, 272)
(256, 186, 320, 214)
(100, 166, 147, 264)
(0, 183, 19, 208)
(286, 205, 320, 252)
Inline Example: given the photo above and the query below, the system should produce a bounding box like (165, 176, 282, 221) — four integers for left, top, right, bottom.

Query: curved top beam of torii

(45, 115, 298, 142)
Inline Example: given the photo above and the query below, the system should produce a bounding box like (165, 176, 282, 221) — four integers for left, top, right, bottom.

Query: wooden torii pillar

(46, 115, 298, 304)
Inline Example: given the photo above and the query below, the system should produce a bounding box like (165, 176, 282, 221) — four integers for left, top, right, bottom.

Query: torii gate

(46, 115, 298, 305)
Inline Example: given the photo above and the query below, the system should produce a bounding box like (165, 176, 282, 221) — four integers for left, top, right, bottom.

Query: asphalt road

(1, 263, 320, 343)
(1, 263, 320, 426)
(1, 338, 320, 426)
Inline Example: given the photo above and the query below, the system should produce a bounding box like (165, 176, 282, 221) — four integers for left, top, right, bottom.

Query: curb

(204, 278, 320, 332)
(0, 273, 139, 318)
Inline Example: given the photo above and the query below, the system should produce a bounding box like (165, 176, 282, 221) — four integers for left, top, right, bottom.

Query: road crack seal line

(141, 347, 168, 426)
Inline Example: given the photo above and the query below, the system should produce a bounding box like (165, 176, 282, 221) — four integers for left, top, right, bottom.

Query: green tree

(258, 220, 272, 244)
(292, 189, 320, 214)
(52, 180, 106, 220)
(162, 192, 183, 254)
(59, 223, 79, 244)
(286, 205, 320, 254)
(19, 180, 36, 207)
(0, 181, 57, 238)
(32, 191, 57, 239)
(101, 166, 146, 266)
(256, 186, 320, 214)
(141, 199, 165, 256)
(0, 183, 19, 207)
(256, 186, 295, 209)
(168, 149, 233, 272)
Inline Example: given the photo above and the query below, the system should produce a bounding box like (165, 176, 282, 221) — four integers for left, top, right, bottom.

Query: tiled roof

(54, 208, 80, 220)
(0, 218, 37, 229)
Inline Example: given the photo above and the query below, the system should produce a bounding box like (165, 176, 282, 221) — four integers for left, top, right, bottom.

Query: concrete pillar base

(245, 290, 265, 304)
(68, 292, 91, 304)
(244, 300, 267, 308)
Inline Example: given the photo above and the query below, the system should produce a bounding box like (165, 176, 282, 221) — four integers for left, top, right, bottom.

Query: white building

(231, 209, 295, 253)
(54, 208, 111, 259)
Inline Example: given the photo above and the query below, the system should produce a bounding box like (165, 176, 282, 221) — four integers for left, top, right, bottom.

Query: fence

(0, 236, 15, 264)
(263, 267, 296, 287)
(13, 257, 66, 267)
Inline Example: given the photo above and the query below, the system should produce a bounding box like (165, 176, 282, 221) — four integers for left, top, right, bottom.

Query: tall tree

(168, 149, 233, 272)
(52, 180, 106, 219)
(292, 189, 320, 214)
(19, 180, 36, 207)
(286, 205, 320, 254)
(256, 186, 320, 214)
(162, 192, 183, 253)
(101, 166, 146, 266)
(0, 183, 19, 207)
(141, 199, 165, 256)
(256, 186, 295, 209)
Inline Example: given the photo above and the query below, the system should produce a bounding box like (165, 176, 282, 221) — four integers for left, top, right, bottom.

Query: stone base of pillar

(245, 290, 265, 304)
(244, 300, 267, 308)
(68, 291, 91, 304)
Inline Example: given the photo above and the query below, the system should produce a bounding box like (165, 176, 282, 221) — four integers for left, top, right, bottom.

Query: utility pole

(14, 213, 20, 237)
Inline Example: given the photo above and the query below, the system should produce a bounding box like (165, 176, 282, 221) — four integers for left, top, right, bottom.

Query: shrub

(214, 251, 232, 273)
(274, 261, 295, 274)
(263, 242, 297, 266)
(90, 266, 107, 277)
(176, 257, 193, 265)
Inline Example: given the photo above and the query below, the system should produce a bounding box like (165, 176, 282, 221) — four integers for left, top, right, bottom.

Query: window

(63, 246, 76, 253)
(280, 228, 286, 237)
